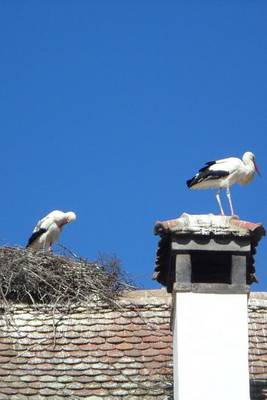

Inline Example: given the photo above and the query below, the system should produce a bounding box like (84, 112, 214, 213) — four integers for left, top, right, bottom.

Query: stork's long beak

(254, 161, 261, 176)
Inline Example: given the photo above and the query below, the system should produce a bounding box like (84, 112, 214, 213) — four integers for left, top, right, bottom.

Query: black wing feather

(187, 160, 229, 188)
(198, 160, 216, 173)
(26, 228, 47, 248)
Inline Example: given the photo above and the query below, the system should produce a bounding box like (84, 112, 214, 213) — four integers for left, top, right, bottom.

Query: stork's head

(243, 151, 261, 176)
(53, 211, 76, 227)
(65, 211, 77, 223)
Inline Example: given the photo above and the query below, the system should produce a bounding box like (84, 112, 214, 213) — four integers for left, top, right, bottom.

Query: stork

(186, 151, 260, 216)
(26, 210, 76, 253)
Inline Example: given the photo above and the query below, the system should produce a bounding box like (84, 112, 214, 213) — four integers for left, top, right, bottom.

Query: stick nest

(0, 247, 134, 306)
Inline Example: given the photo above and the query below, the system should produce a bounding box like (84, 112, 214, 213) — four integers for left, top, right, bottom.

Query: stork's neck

(239, 156, 255, 184)
(242, 156, 255, 174)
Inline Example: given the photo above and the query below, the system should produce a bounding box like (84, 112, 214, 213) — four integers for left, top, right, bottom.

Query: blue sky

(0, 1, 266, 290)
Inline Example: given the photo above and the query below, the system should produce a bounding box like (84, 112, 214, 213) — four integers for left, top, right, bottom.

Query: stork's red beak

(254, 161, 261, 176)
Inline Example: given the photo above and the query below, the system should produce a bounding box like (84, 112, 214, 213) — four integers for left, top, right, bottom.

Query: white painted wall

(173, 293, 250, 400)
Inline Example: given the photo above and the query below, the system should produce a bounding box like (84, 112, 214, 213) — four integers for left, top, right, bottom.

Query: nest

(0, 247, 134, 307)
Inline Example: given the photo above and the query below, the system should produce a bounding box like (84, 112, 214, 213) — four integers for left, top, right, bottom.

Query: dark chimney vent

(191, 251, 231, 284)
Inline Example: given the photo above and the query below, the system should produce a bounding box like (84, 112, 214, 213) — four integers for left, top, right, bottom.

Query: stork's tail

(186, 177, 197, 188)
(26, 228, 47, 248)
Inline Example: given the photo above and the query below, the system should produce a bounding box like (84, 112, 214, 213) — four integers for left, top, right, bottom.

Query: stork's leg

(48, 243, 53, 255)
(226, 187, 234, 216)
(215, 190, 225, 215)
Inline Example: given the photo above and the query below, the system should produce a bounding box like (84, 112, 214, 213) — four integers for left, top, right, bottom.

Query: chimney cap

(154, 213, 265, 241)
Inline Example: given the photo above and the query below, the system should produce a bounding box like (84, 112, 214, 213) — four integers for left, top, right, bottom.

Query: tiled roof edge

(249, 292, 267, 308)
(0, 289, 172, 312)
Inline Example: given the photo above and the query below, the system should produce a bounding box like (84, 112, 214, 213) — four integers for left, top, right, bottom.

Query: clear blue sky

(0, 1, 266, 290)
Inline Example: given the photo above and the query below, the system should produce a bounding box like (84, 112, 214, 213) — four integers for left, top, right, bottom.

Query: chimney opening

(191, 251, 232, 284)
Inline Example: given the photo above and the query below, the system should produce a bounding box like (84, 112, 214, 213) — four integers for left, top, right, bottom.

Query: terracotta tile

(106, 349, 124, 358)
(135, 343, 151, 350)
(126, 336, 142, 344)
(106, 336, 124, 344)
(73, 388, 109, 396)
(124, 349, 142, 357)
(98, 342, 115, 351)
(115, 342, 134, 351)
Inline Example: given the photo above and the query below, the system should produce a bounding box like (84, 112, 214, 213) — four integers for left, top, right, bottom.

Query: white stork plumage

(187, 151, 260, 216)
(26, 210, 76, 253)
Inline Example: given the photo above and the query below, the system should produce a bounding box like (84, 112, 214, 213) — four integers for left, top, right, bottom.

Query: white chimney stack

(154, 213, 265, 400)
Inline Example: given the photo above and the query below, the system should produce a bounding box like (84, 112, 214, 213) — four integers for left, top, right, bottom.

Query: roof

(0, 289, 173, 400)
(0, 289, 267, 400)
(0, 290, 266, 399)
(153, 213, 265, 287)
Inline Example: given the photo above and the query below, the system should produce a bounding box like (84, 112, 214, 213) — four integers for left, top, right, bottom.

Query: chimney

(153, 213, 265, 400)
